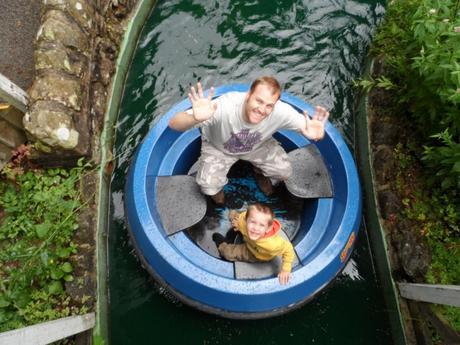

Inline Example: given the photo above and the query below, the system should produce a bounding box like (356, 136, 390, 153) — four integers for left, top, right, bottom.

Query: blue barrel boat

(124, 84, 361, 319)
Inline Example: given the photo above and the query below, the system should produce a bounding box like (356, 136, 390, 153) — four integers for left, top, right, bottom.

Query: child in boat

(212, 203, 294, 285)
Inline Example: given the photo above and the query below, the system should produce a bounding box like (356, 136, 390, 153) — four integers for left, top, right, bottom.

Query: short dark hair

(246, 203, 275, 225)
(249, 76, 281, 99)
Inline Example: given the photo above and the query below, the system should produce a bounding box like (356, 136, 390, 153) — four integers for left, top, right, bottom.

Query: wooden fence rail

(398, 283, 460, 307)
(0, 313, 95, 345)
(0, 73, 28, 113)
(0, 73, 28, 168)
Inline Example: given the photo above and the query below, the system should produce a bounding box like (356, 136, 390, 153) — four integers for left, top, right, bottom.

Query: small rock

(377, 190, 402, 220)
(395, 221, 431, 280)
(371, 117, 400, 147)
(373, 146, 396, 185)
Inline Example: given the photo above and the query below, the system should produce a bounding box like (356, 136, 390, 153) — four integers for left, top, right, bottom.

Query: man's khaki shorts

(196, 139, 292, 195)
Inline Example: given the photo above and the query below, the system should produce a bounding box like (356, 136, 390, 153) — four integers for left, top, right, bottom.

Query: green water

(108, 1, 393, 344)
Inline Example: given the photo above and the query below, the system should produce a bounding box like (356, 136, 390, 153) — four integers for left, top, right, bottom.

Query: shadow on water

(109, 1, 392, 344)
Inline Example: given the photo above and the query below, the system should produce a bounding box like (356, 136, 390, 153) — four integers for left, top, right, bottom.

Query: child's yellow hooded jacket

(236, 211, 295, 272)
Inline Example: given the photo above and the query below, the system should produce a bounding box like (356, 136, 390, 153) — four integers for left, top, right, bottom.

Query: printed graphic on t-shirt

(223, 129, 262, 153)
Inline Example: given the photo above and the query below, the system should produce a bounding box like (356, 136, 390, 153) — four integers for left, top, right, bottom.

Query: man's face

(243, 84, 280, 124)
(246, 210, 272, 241)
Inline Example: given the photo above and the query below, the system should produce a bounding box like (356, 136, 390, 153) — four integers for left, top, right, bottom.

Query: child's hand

(229, 210, 239, 229)
(278, 270, 291, 285)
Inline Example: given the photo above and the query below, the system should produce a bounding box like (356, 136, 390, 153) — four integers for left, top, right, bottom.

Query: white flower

(429, 9, 436, 14)
(443, 19, 449, 23)
(454, 27, 460, 33)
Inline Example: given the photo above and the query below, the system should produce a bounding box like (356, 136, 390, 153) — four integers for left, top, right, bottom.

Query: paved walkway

(0, 0, 41, 91)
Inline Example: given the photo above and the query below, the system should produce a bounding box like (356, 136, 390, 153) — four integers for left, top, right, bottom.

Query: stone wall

(24, 0, 138, 166)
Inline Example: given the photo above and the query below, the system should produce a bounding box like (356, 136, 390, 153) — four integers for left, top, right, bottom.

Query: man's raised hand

(300, 106, 330, 141)
(189, 82, 217, 122)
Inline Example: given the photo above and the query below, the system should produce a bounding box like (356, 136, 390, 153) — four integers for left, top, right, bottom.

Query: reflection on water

(109, 1, 392, 344)
(113, 0, 385, 179)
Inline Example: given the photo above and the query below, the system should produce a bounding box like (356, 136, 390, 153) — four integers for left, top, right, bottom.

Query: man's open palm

(189, 82, 217, 122)
(300, 106, 329, 141)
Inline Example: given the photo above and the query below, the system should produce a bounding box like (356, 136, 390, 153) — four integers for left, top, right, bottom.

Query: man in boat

(168, 76, 329, 204)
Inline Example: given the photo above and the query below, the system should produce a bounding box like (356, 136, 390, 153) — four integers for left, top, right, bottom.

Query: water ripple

(114, 0, 385, 184)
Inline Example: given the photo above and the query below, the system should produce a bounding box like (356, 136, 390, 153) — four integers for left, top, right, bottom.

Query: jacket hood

(261, 219, 281, 239)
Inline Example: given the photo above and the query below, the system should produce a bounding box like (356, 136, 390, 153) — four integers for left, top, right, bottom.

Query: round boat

(124, 84, 362, 319)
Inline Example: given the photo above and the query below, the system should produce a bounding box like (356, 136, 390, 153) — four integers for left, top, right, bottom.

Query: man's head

(243, 76, 281, 124)
(245, 203, 275, 240)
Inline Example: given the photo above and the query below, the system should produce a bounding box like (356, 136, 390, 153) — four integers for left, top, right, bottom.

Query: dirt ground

(0, 0, 41, 90)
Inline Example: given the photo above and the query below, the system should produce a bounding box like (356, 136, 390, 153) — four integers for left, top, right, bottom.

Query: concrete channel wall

(95, 0, 157, 342)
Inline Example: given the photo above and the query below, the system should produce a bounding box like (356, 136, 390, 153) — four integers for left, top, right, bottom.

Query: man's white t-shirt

(191, 92, 305, 155)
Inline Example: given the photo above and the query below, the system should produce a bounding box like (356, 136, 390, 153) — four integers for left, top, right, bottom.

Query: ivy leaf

(63, 274, 74, 282)
(36, 223, 49, 239)
(40, 251, 49, 266)
(56, 247, 71, 258)
(50, 267, 64, 280)
(11, 290, 30, 308)
(61, 262, 73, 273)
(48, 281, 63, 295)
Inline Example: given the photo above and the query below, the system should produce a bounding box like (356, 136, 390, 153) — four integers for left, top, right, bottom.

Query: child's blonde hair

(246, 203, 274, 226)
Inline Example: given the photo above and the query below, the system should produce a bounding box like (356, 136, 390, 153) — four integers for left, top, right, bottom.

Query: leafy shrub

(422, 129, 460, 189)
(369, 0, 460, 188)
(395, 143, 460, 332)
(410, 0, 460, 136)
(0, 161, 89, 332)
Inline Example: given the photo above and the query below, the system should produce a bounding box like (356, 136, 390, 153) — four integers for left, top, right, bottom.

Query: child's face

(246, 210, 272, 240)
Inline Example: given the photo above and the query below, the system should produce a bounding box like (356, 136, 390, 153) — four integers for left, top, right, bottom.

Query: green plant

(439, 305, 460, 332)
(372, 0, 460, 134)
(352, 76, 396, 92)
(0, 160, 91, 332)
(394, 143, 460, 332)
(410, 0, 460, 136)
(371, 0, 420, 78)
(369, 0, 460, 335)
(371, 0, 460, 189)
(422, 129, 460, 189)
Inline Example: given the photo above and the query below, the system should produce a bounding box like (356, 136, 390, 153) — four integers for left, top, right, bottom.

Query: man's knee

(275, 161, 292, 181)
(195, 169, 227, 196)
(195, 161, 229, 196)
(196, 180, 224, 196)
(259, 160, 292, 181)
